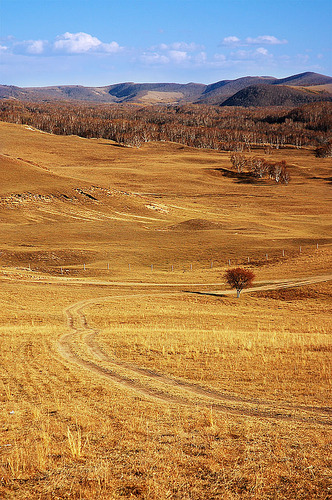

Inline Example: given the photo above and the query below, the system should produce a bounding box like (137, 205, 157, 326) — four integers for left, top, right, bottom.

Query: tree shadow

(215, 168, 264, 185)
(100, 142, 127, 148)
(310, 176, 332, 184)
(183, 290, 228, 298)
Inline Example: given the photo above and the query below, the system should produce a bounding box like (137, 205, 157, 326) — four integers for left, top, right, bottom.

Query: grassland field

(0, 121, 331, 499)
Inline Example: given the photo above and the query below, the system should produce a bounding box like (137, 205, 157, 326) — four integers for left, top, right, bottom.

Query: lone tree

(225, 267, 255, 298)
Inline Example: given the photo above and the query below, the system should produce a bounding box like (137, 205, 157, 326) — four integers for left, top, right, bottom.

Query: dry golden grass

(88, 285, 331, 404)
(0, 279, 331, 499)
(0, 122, 331, 498)
(1, 121, 331, 270)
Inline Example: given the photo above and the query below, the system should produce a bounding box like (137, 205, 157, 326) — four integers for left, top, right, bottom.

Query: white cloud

(256, 47, 269, 56)
(140, 49, 190, 65)
(54, 32, 101, 53)
(140, 52, 169, 65)
(4, 32, 122, 57)
(142, 41, 209, 67)
(11, 39, 48, 55)
(207, 53, 229, 68)
(214, 53, 226, 61)
(231, 49, 251, 60)
(0, 44, 8, 52)
(158, 41, 203, 52)
(221, 36, 241, 46)
(221, 35, 287, 47)
(246, 35, 287, 45)
(194, 51, 207, 64)
(53, 32, 122, 54)
(141, 44, 194, 65)
(140, 39, 275, 69)
(168, 50, 189, 63)
(26, 40, 45, 54)
(229, 47, 272, 62)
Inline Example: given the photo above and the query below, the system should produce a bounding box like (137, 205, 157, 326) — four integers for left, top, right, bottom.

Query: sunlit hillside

(0, 121, 331, 499)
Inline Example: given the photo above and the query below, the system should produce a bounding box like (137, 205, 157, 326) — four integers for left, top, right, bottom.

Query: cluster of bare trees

(0, 99, 330, 154)
(230, 153, 291, 184)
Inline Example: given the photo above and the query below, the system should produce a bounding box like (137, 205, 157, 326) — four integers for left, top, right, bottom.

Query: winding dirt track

(57, 275, 332, 426)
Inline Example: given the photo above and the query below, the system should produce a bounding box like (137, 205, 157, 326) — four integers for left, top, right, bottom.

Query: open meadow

(0, 121, 331, 499)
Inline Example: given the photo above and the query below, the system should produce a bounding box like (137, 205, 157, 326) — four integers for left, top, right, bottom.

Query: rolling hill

(221, 83, 332, 107)
(0, 72, 332, 106)
(196, 76, 278, 104)
(275, 72, 332, 86)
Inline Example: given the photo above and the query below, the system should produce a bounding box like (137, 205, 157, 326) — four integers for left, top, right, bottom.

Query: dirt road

(57, 275, 332, 425)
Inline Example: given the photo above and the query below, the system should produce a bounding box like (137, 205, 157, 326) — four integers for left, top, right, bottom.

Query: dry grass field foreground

(0, 121, 331, 499)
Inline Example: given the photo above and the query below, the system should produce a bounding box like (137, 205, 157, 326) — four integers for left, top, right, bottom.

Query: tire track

(58, 277, 332, 426)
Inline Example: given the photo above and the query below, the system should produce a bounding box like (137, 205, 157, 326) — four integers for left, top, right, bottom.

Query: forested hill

(221, 84, 332, 107)
(1, 72, 332, 106)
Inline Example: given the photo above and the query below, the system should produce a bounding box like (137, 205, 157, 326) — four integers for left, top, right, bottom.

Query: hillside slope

(197, 76, 277, 104)
(274, 71, 332, 86)
(221, 84, 332, 107)
(1, 120, 331, 264)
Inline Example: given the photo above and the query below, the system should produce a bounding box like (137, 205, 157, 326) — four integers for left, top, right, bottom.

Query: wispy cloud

(221, 36, 241, 46)
(12, 39, 48, 55)
(208, 46, 273, 69)
(246, 35, 288, 45)
(26, 40, 46, 54)
(141, 43, 272, 69)
(255, 47, 269, 56)
(221, 35, 288, 46)
(140, 49, 190, 65)
(168, 50, 189, 63)
(157, 42, 204, 52)
(140, 52, 169, 65)
(141, 41, 205, 66)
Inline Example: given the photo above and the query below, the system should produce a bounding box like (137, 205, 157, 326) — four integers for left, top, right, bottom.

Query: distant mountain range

(1, 72, 332, 107)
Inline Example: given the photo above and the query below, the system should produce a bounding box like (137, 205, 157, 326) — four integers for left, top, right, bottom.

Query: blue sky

(1, 0, 331, 86)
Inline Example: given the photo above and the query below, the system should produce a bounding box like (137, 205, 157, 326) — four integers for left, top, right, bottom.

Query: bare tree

(249, 156, 267, 178)
(224, 268, 255, 298)
(230, 153, 247, 173)
(269, 160, 290, 184)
